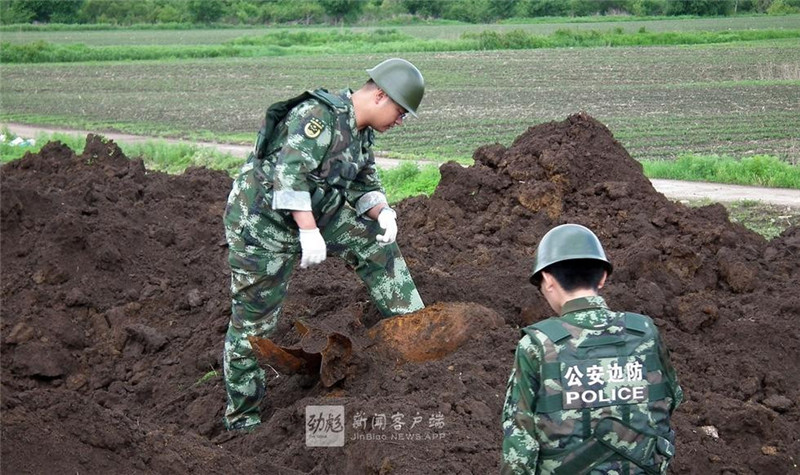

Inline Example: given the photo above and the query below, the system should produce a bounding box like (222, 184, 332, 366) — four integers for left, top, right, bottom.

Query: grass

(0, 40, 245, 63)
(731, 201, 800, 239)
(379, 162, 441, 203)
(11, 130, 796, 195)
(3, 42, 798, 164)
(462, 27, 800, 50)
(0, 128, 440, 199)
(694, 199, 800, 239)
(0, 128, 243, 175)
(642, 154, 800, 188)
(3, 15, 800, 45)
(0, 130, 83, 160)
(9, 131, 795, 195)
(380, 161, 800, 239)
(125, 140, 242, 174)
(3, 131, 797, 239)
(1, 17, 798, 170)
(0, 22, 237, 32)
(4, 27, 800, 63)
(194, 369, 220, 386)
(381, 155, 800, 202)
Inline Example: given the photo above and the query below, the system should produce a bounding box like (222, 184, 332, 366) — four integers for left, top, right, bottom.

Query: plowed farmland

(3, 41, 799, 163)
(2, 114, 798, 474)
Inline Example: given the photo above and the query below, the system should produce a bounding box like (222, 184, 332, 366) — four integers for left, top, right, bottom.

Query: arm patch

(303, 117, 325, 139)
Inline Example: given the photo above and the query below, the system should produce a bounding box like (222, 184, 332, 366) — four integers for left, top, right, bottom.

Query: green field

(3, 15, 800, 45)
(1, 16, 799, 165)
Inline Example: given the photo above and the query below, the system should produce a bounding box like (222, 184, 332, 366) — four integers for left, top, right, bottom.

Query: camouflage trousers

(222, 189, 424, 431)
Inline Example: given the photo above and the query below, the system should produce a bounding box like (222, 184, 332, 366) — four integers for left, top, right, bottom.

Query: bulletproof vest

(252, 88, 369, 191)
(523, 312, 676, 475)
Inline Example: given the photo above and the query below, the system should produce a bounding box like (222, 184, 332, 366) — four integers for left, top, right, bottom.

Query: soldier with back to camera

(502, 224, 682, 474)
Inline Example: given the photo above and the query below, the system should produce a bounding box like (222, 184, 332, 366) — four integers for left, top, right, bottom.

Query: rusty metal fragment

(249, 302, 501, 385)
(367, 302, 502, 363)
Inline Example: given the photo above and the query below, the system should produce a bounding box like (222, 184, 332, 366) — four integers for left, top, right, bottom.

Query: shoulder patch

(303, 117, 325, 139)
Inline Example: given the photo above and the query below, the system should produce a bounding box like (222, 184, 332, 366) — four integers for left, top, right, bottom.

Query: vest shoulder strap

(624, 312, 650, 335)
(309, 88, 349, 113)
(529, 318, 571, 344)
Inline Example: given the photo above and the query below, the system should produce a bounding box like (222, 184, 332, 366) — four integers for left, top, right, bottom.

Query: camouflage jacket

(501, 296, 683, 475)
(250, 88, 387, 225)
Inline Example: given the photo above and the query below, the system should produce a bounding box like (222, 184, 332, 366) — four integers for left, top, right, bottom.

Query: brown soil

(2, 114, 798, 474)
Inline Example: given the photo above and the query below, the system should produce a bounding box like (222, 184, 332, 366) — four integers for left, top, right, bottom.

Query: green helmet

(366, 58, 424, 118)
(529, 224, 613, 286)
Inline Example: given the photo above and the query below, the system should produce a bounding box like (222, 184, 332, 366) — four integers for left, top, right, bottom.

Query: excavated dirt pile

(2, 115, 798, 474)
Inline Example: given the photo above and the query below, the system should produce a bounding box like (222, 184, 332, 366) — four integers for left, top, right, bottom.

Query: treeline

(2, 0, 800, 26)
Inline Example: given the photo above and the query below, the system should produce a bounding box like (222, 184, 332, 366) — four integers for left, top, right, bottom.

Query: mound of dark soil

(2, 115, 798, 474)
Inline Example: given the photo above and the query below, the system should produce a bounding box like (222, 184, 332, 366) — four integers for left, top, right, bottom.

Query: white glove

(299, 228, 326, 268)
(376, 207, 398, 246)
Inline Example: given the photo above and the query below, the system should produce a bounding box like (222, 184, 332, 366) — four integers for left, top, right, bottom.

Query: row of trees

(2, 0, 799, 26)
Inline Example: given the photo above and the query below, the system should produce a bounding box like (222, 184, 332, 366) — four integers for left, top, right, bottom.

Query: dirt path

(2, 123, 412, 171)
(4, 122, 799, 208)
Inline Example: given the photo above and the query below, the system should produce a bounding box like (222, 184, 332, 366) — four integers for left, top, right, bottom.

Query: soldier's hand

(376, 208, 397, 246)
(299, 228, 327, 268)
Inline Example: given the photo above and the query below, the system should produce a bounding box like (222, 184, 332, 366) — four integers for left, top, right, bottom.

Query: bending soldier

(222, 58, 426, 431)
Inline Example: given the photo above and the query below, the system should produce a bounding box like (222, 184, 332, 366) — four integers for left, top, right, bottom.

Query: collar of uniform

(559, 295, 610, 325)
(339, 88, 358, 132)
(339, 88, 374, 148)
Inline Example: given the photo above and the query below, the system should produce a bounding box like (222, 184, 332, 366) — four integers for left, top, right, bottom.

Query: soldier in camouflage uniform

(222, 58, 426, 431)
(502, 224, 683, 474)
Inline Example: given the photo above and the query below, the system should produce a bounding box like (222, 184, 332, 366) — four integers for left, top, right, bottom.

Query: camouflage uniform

(501, 296, 683, 474)
(222, 89, 424, 430)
